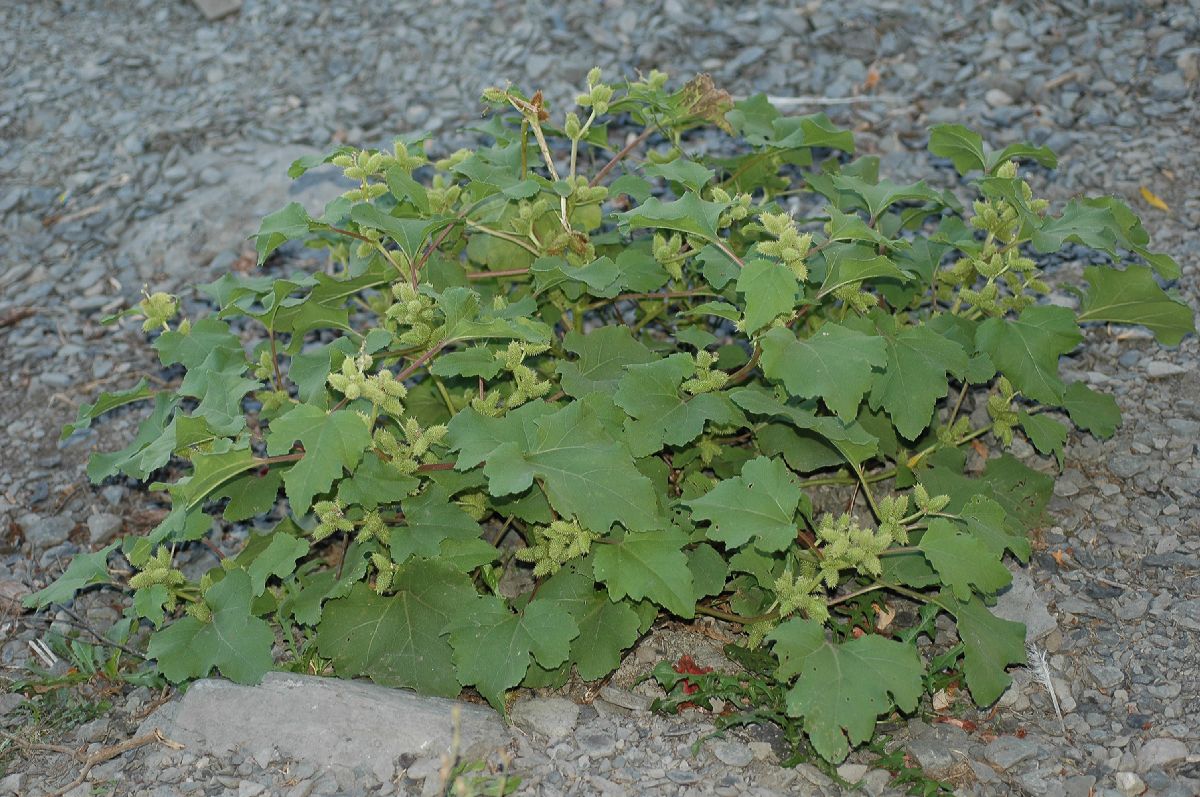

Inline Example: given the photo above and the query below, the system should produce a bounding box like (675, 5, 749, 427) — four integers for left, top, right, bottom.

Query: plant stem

(852, 464, 883, 520)
(726, 345, 761, 386)
(881, 582, 936, 606)
(708, 236, 745, 269)
(878, 546, 920, 557)
(584, 289, 715, 310)
(694, 604, 777, 626)
(826, 583, 886, 607)
(267, 328, 285, 392)
(590, 126, 655, 187)
(396, 340, 449, 381)
(411, 220, 457, 288)
(630, 304, 664, 334)
(464, 267, 531, 280)
(463, 220, 542, 256)
(431, 375, 458, 416)
(946, 381, 970, 427)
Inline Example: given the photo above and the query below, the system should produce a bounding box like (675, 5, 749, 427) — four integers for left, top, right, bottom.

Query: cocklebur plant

(30, 70, 1195, 764)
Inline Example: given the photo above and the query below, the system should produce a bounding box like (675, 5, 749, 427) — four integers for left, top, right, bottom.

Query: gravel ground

(2, 1, 1199, 795)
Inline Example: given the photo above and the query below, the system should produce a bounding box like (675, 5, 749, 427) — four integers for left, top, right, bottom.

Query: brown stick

(0, 728, 75, 755)
(396, 340, 449, 381)
(0, 307, 36, 328)
(46, 730, 180, 797)
(589, 127, 655, 187)
(411, 220, 458, 289)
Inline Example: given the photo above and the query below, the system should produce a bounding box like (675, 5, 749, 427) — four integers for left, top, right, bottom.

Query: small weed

(870, 741, 956, 796)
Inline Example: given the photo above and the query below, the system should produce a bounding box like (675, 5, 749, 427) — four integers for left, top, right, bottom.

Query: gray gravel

(3, 0, 1199, 795)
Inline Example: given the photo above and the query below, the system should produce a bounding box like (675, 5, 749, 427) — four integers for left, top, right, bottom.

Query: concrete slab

(139, 672, 508, 781)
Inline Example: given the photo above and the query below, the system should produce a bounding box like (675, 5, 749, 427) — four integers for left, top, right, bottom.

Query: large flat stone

(118, 144, 345, 284)
(140, 672, 508, 781)
(993, 568, 1057, 640)
(192, 0, 242, 21)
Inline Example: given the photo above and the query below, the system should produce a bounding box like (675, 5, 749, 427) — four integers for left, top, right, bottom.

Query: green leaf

(266, 406, 372, 514)
(770, 113, 855, 153)
(880, 551, 940, 588)
(976, 306, 1082, 404)
(23, 543, 119, 609)
(769, 619, 923, 763)
(829, 176, 945, 219)
(990, 142, 1057, 171)
(255, 202, 313, 264)
(435, 287, 553, 344)
(816, 245, 908, 299)
(336, 454, 419, 510)
(86, 394, 178, 482)
(824, 208, 892, 248)
(593, 528, 695, 618)
(446, 597, 579, 711)
(146, 570, 275, 684)
(447, 401, 662, 533)
(725, 93, 779, 144)
(680, 301, 742, 323)
(133, 584, 170, 629)
(644, 159, 716, 193)
(957, 495, 1030, 563)
(216, 467, 282, 522)
(390, 486, 482, 562)
(162, 447, 260, 511)
(612, 247, 669, 292)
(687, 457, 803, 552)
(759, 323, 888, 420)
(287, 147, 352, 179)
(737, 259, 798, 331)
(757, 423, 843, 474)
(609, 174, 653, 203)
(316, 562, 476, 697)
(730, 388, 878, 467)
(155, 318, 243, 370)
(616, 193, 728, 240)
(928, 124, 987, 175)
(244, 532, 310, 595)
(61, 379, 155, 441)
(688, 544, 730, 597)
(868, 322, 969, 440)
(918, 519, 1012, 601)
(349, 203, 437, 262)
(1018, 410, 1068, 466)
(537, 565, 642, 680)
(1027, 197, 1177, 278)
(1062, 381, 1121, 438)
(613, 354, 746, 457)
(178, 369, 261, 437)
(696, 244, 741, 290)
(557, 326, 656, 399)
(385, 166, 431, 214)
(430, 346, 504, 380)
(921, 454, 1052, 534)
(951, 595, 1027, 706)
(1077, 265, 1195, 346)
(531, 255, 622, 299)
(436, 538, 499, 572)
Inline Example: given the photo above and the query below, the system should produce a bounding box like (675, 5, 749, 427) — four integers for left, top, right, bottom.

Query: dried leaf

(1139, 186, 1170, 212)
(863, 66, 881, 91)
(873, 602, 896, 632)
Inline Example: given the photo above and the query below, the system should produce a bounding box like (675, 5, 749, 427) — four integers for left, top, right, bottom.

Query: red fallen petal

(673, 654, 713, 676)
